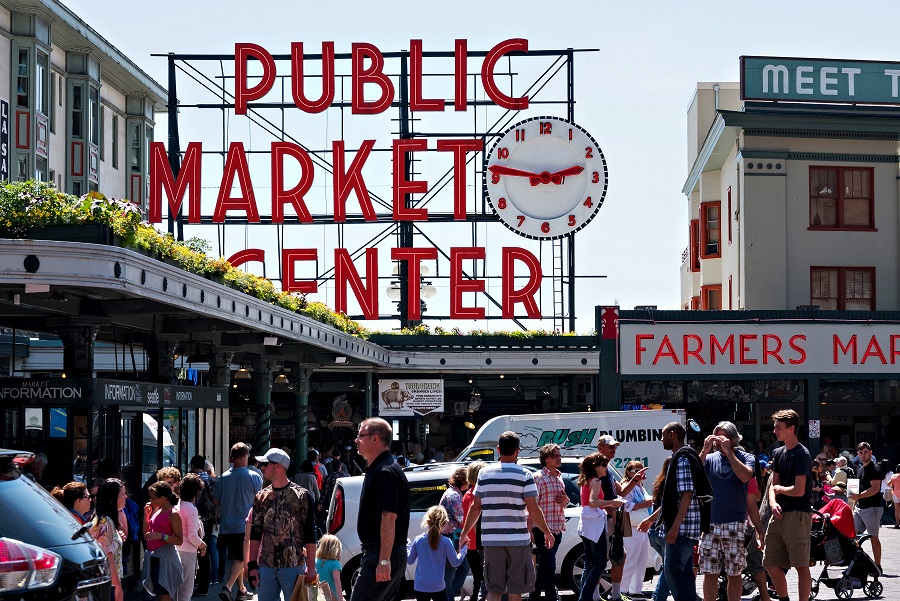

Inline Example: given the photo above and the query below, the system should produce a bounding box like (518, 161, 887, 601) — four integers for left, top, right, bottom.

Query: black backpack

(195, 477, 219, 522)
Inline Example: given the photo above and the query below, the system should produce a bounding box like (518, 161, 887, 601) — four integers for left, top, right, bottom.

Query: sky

(61, 0, 900, 333)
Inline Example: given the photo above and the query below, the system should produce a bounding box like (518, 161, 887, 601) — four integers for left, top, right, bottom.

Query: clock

(484, 116, 608, 240)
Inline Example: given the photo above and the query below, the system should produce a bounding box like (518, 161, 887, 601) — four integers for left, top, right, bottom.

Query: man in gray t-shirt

(699, 422, 754, 601)
(215, 443, 263, 601)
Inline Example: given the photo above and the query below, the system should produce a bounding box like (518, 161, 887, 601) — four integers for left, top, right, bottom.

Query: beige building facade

(0, 0, 165, 207)
(681, 75, 900, 312)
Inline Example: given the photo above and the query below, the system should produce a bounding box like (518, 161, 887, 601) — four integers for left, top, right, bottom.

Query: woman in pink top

(176, 474, 208, 601)
(144, 482, 184, 601)
(888, 464, 900, 528)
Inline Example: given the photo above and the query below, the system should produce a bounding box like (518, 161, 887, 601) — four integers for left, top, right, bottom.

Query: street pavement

(122, 519, 900, 601)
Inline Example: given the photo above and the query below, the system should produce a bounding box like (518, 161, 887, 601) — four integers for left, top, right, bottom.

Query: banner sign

(620, 322, 900, 375)
(0, 98, 8, 181)
(378, 378, 444, 417)
(741, 56, 900, 105)
(0, 378, 227, 407)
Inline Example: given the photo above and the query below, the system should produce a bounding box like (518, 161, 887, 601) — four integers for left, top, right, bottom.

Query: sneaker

(236, 591, 255, 601)
(218, 588, 232, 601)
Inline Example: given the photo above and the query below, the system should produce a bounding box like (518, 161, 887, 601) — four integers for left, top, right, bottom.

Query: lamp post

(386, 262, 437, 328)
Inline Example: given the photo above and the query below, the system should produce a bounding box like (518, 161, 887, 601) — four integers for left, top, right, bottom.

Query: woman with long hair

(439, 466, 469, 600)
(51, 481, 92, 524)
(175, 474, 208, 601)
(90, 479, 128, 601)
(143, 481, 184, 601)
(407, 505, 468, 601)
(887, 463, 900, 528)
(620, 460, 653, 598)
(576, 453, 624, 601)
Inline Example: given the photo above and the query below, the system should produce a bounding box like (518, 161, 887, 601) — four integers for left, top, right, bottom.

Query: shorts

(219, 532, 245, 561)
(483, 545, 535, 595)
(894, 494, 900, 504)
(853, 506, 883, 536)
(698, 522, 747, 577)
(606, 530, 626, 567)
(763, 511, 811, 569)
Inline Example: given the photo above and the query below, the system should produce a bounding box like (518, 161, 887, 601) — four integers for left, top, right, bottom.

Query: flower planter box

(369, 334, 597, 350)
(1, 223, 120, 245)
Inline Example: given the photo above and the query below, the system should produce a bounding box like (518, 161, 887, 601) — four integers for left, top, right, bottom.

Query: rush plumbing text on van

(456, 409, 685, 473)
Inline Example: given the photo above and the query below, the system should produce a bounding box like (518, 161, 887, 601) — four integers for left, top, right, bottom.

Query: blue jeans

(445, 557, 470, 600)
(648, 529, 669, 601)
(664, 535, 696, 601)
(258, 566, 303, 601)
(529, 529, 562, 600)
(577, 534, 607, 601)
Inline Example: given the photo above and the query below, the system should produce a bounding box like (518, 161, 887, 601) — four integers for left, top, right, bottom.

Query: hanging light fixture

(274, 370, 293, 390)
(234, 364, 251, 380)
(241, 412, 257, 426)
(463, 411, 477, 430)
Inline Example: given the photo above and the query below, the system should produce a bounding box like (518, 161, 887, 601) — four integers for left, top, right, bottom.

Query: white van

(456, 409, 685, 475)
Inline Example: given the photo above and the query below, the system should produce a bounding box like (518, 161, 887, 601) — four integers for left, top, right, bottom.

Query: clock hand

(488, 165, 543, 179)
(549, 166, 585, 179)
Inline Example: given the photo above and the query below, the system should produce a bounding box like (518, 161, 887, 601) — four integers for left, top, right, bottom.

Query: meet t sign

(741, 56, 900, 105)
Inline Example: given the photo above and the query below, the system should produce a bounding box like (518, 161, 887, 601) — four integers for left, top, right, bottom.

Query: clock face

(484, 116, 608, 240)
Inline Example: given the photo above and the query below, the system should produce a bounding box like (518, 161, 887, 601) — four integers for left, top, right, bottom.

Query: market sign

(0, 378, 227, 407)
(620, 322, 900, 375)
(741, 56, 900, 105)
(377, 378, 444, 417)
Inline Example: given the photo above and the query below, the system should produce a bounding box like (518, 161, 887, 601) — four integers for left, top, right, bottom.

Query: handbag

(607, 506, 633, 538)
(317, 581, 337, 601)
(884, 489, 893, 504)
(289, 577, 309, 601)
(608, 508, 626, 561)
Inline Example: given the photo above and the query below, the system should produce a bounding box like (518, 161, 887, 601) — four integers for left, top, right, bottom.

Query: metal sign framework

(157, 44, 599, 331)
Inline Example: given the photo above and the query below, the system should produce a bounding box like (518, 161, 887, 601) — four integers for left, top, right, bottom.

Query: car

(0, 449, 111, 601)
(325, 461, 661, 597)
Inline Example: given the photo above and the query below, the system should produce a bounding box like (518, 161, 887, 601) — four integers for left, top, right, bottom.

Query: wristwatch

(378, 559, 390, 567)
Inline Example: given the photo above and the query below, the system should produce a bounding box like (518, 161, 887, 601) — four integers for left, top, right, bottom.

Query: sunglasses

(258, 461, 270, 467)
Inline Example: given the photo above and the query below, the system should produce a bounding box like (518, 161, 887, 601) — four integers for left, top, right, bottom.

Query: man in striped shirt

(460, 431, 555, 601)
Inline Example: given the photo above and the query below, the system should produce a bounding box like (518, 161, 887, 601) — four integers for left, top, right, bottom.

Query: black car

(0, 449, 111, 601)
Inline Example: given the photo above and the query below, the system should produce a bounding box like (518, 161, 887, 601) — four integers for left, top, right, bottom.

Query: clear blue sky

(63, 0, 900, 332)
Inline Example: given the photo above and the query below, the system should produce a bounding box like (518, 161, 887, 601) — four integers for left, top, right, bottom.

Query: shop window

(701, 201, 720, 258)
(809, 166, 873, 229)
(689, 219, 700, 271)
(811, 267, 874, 310)
(701, 284, 722, 310)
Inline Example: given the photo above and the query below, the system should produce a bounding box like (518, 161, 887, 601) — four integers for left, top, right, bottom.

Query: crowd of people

(38, 410, 897, 601)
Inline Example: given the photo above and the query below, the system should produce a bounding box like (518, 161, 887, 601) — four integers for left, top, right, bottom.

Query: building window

(811, 267, 875, 310)
(36, 52, 49, 117)
(809, 166, 874, 229)
(49, 72, 56, 133)
(35, 156, 47, 182)
(689, 219, 700, 272)
(99, 106, 105, 161)
(72, 84, 82, 138)
(701, 285, 722, 310)
(16, 155, 28, 181)
(112, 115, 118, 169)
(726, 186, 732, 244)
(16, 48, 29, 108)
(130, 122, 140, 172)
(728, 275, 733, 309)
(700, 201, 720, 258)
(89, 87, 99, 146)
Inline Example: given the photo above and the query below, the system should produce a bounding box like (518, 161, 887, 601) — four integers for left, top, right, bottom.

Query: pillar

(56, 324, 99, 378)
(251, 359, 274, 453)
(145, 334, 179, 384)
(292, 365, 315, 461)
(207, 351, 234, 388)
(365, 372, 373, 418)
(805, 376, 820, 452)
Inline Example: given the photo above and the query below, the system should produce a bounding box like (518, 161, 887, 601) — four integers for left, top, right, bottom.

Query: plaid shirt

(675, 454, 702, 540)
(533, 467, 567, 534)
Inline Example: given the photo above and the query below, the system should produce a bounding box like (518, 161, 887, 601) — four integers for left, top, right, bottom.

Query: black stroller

(810, 499, 882, 599)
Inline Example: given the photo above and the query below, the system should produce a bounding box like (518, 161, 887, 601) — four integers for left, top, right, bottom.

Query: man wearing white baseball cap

(246, 448, 317, 601)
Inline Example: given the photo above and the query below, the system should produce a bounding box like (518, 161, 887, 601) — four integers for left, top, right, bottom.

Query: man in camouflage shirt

(247, 449, 317, 601)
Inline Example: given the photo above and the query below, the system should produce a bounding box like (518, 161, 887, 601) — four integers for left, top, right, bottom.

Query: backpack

(195, 476, 219, 522)
(123, 498, 141, 543)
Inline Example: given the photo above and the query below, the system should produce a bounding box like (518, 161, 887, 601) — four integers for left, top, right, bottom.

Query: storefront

(0, 377, 228, 493)
(598, 308, 900, 464)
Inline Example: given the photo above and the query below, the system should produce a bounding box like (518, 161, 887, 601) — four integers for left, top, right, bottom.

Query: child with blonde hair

(407, 505, 468, 601)
(315, 534, 343, 601)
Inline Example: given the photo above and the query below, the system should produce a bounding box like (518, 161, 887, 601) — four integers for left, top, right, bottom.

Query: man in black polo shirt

(849, 442, 883, 574)
(350, 417, 410, 601)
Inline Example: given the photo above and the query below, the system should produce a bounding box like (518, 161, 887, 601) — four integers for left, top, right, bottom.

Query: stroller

(810, 498, 882, 599)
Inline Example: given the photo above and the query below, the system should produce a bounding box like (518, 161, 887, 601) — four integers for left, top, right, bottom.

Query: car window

(409, 480, 449, 513)
(0, 476, 86, 548)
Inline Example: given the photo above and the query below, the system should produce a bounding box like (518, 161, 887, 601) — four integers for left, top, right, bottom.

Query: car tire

(561, 542, 585, 592)
(340, 555, 362, 597)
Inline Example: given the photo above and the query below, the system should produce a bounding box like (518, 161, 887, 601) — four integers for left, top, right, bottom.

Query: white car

(325, 462, 660, 597)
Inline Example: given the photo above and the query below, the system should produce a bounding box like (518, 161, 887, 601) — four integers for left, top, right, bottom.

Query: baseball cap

(597, 434, 620, 447)
(256, 448, 291, 470)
